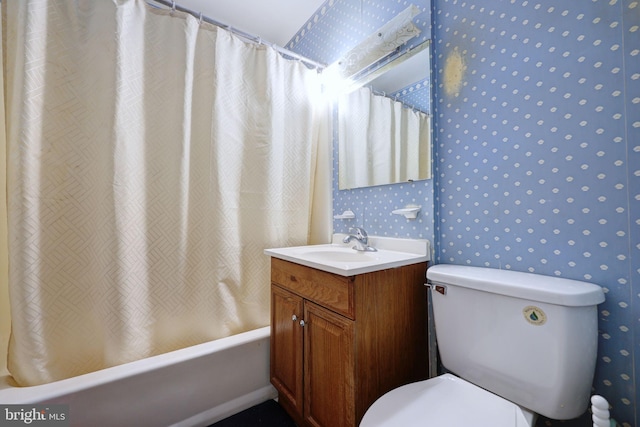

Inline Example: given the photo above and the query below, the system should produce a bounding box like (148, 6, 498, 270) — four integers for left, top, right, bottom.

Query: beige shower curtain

(3, 0, 326, 386)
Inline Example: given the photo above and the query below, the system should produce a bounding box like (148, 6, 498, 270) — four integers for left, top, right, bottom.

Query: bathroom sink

(297, 247, 378, 263)
(265, 234, 430, 276)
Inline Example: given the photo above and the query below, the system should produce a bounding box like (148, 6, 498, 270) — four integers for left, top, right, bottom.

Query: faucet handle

(349, 227, 368, 239)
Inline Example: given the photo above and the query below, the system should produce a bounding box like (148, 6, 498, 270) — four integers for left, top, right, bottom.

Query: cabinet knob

(292, 315, 297, 322)
(299, 320, 306, 327)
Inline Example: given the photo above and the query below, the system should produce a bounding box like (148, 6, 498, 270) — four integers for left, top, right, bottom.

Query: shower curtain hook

(198, 11, 203, 25)
(171, 0, 176, 13)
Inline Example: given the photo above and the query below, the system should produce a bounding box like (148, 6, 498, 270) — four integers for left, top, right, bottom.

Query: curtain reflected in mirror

(338, 87, 431, 190)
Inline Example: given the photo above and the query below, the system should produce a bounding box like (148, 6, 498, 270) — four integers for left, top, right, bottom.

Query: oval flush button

(523, 306, 547, 326)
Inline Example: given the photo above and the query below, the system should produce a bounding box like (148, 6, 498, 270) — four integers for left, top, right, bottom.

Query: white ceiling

(174, 0, 326, 47)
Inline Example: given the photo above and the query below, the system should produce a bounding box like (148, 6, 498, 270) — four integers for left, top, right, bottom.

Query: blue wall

(289, 0, 639, 425)
(433, 1, 638, 425)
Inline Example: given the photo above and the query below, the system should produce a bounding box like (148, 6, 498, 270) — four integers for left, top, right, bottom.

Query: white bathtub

(0, 326, 276, 427)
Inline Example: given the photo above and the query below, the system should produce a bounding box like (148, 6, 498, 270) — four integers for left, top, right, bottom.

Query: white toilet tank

(426, 264, 605, 420)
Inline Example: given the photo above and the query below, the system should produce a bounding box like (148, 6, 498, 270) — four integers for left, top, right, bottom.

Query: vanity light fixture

(325, 5, 422, 83)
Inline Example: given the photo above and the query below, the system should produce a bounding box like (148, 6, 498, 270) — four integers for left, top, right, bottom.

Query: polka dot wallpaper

(432, 1, 638, 425)
(288, 0, 639, 425)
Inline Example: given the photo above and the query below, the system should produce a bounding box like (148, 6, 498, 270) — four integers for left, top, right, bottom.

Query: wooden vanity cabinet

(269, 257, 428, 427)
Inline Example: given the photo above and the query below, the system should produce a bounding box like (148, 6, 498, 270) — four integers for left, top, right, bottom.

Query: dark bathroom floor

(209, 399, 593, 427)
(208, 400, 297, 427)
(537, 413, 593, 427)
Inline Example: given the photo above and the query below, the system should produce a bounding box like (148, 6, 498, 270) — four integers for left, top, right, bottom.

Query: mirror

(335, 21, 432, 190)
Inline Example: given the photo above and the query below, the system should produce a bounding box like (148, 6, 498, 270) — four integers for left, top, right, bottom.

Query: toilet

(360, 264, 605, 427)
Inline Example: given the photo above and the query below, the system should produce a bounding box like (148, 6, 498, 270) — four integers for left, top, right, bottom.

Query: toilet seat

(360, 374, 535, 427)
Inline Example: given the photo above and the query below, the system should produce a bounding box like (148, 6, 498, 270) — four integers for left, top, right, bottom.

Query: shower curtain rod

(149, 0, 326, 70)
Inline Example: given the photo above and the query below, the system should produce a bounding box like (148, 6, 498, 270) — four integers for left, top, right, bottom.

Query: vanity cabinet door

(303, 301, 355, 427)
(270, 285, 304, 422)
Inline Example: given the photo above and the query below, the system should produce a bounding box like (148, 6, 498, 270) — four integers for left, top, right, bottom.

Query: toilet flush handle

(425, 281, 447, 295)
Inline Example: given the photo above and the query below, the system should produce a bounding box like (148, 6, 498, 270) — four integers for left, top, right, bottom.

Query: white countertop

(264, 234, 430, 276)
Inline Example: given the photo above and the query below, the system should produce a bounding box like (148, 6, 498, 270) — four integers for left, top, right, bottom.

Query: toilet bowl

(360, 264, 605, 427)
(360, 374, 535, 427)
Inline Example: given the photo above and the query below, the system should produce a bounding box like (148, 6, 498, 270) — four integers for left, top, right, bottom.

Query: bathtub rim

(0, 326, 271, 404)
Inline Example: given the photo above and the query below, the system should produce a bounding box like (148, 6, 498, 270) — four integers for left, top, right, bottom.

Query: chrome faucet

(343, 227, 377, 252)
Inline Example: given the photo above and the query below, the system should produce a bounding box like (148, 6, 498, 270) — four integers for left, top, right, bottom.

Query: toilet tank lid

(427, 264, 605, 307)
